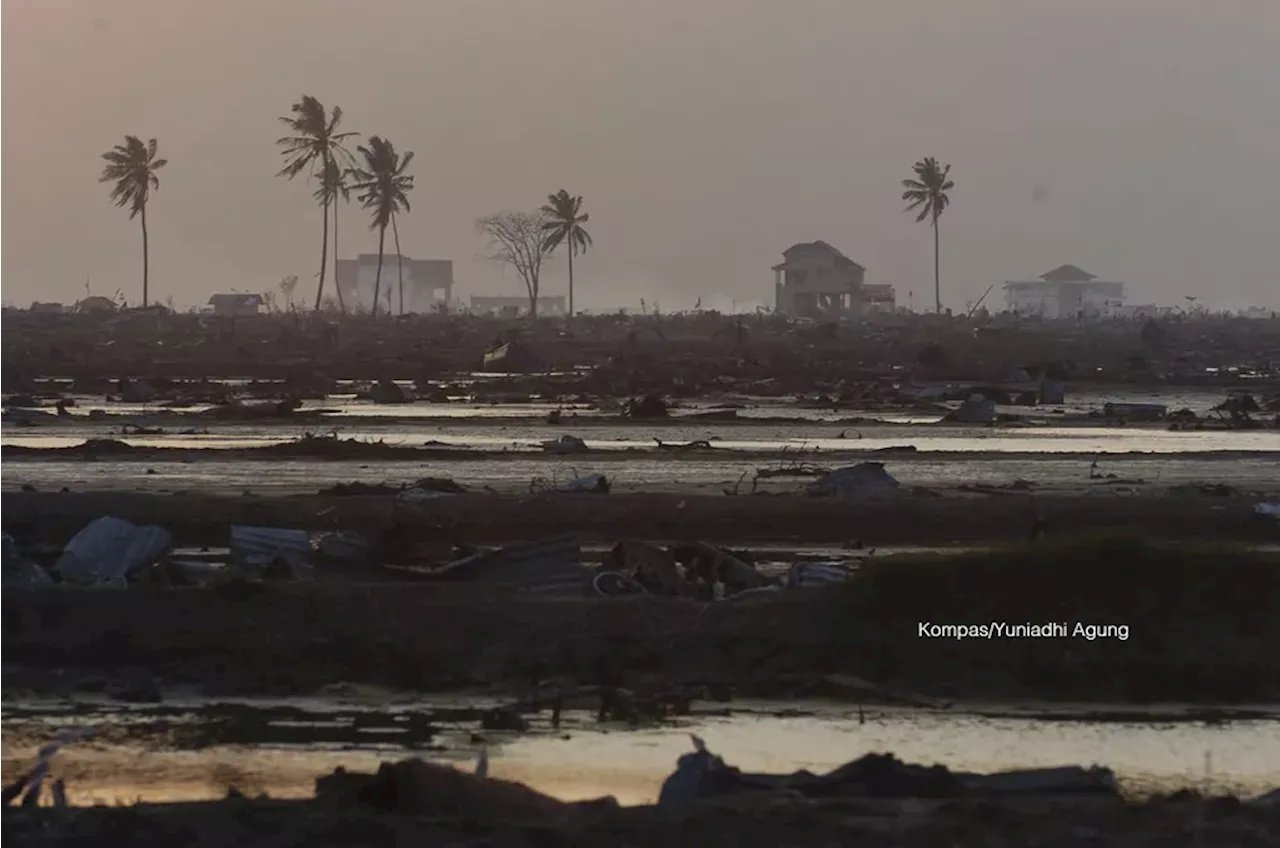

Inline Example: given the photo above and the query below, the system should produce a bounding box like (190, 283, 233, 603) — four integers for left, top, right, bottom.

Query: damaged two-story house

(773, 241, 894, 318)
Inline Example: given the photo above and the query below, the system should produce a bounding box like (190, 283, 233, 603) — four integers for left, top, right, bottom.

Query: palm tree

(540, 190, 593, 320)
(392, 211, 405, 315)
(347, 136, 414, 318)
(902, 157, 954, 314)
(276, 96, 357, 311)
(99, 136, 167, 307)
(313, 159, 351, 313)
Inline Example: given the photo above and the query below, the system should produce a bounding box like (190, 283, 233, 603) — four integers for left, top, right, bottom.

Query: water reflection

(3, 704, 1277, 806)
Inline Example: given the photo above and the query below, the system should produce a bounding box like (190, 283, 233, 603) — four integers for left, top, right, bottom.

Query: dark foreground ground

(4, 490, 1276, 547)
(6, 539, 1279, 703)
(6, 794, 1279, 847)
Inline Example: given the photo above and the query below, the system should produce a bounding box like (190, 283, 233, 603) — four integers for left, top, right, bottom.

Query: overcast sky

(3, 0, 1278, 311)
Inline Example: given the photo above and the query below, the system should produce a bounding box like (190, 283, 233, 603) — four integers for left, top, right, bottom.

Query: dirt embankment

(3, 491, 1275, 547)
(5, 539, 1279, 703)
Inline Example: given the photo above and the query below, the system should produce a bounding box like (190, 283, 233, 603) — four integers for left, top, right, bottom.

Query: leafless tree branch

(476, 211, 549, 316)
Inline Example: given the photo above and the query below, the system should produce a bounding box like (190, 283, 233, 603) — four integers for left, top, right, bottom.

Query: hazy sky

(3, 0, 1278, 311)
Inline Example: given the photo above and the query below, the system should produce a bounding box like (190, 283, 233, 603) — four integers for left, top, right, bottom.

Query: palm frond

(902, 157, 953, 225)
(275, 95, 359, 185)
(539, 190, 593, 257)
(99, 134, 164, 219)
(351, 135, 415, 231)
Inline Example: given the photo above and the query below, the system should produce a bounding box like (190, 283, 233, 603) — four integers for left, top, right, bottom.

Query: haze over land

(2, 0, 1278, 311)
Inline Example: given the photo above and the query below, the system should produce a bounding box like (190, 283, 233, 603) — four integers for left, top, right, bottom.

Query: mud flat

(5, 792, 1278, 847)
(5, 310, 1280, 389)
(4, 538, 1279, 703)
(4, 490, 1276, 547)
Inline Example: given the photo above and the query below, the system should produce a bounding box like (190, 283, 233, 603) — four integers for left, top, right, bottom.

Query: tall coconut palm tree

(276, 95, 357, 311)
(901, 157, 954, 314)
(540, 190, 593, 320)
(99, 136, 167, 307)
(347, 136, 414, 318)
(313, 159, 351, 313)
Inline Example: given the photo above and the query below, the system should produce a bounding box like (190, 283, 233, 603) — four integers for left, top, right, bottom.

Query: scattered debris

(657, 737, 1120, 806)
(399, 477, 468, 501)
(785, 561, 854, 588)
(2, 532, 53, 585)
(316, 758, 588, 818)
(805, 462, 902, 498)
(622, 394, 669, 419)
(427, 536, 585, 594)
(1255, 502, 1280, 521)
(53, 516, 173, 587)
(1103, 402, 1168, 421)
(604, 540, 694, 597)
(560, 473, 611, 493)
(754, 461, 832, 479)
(944, 396, 998, 424)
(481, 340, 545, 373)
(229, 526, 314, 579)
(540, 434, 589, 454)
(368, 379, 409, 404)
(654, 437, 714, 451)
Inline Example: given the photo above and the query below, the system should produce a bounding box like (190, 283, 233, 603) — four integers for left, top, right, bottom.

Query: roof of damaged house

(1038, 264, 1096, 283)
(773, 240, 865, 272)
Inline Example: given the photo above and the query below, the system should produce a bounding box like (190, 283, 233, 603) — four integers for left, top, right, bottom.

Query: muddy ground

(5, 539, 1278, 703)
(5, 794, 1278, 847)
(4, 490, 1275, 547)
(6, 310, 1280, 389)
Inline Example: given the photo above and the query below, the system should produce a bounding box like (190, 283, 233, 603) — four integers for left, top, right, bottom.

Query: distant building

(335, 254, 453, 314)
(860, 284, 897, 313)
(470, 295, 566, 317)
(29, 302, 66, 314)
(773, 241, 893, 317)
(1004, 265, 1125, 318)
(207, 293, 264, 317)
(75, 296, 118, 315)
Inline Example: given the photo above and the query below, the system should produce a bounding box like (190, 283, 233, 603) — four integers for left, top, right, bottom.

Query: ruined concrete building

(207, 293, 265, 317)
(773, 241, 895, 318)
(335, 255, 454, 314)
(1003, 265, 1126, 319)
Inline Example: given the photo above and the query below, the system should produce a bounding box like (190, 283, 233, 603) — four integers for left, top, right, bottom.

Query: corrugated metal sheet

(230, 526, 313, 577)
(435, 535, 584, 594)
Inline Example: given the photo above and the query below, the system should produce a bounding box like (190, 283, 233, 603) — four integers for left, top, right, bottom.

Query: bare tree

(476, 211, 550, 317)
(278, 274, 299, 309)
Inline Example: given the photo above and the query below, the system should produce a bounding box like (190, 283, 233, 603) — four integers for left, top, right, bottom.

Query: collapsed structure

(773, 241, 895, 318)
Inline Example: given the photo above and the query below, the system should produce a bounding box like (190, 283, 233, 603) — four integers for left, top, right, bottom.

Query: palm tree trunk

(140, 201, 150, 308)
(933, 213, 941, 315)
(315, 198, 331, 311)
(333, 202, 346, 314)
(567, 246, 575, 322)
(372, 224, 386, 318)
(392, 212, 404, 316)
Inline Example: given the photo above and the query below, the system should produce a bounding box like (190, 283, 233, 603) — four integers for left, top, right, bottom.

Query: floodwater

(7, 424, 1280, 455)
(6, 396, 1277, 492)
(3, 697, 1278, 806)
